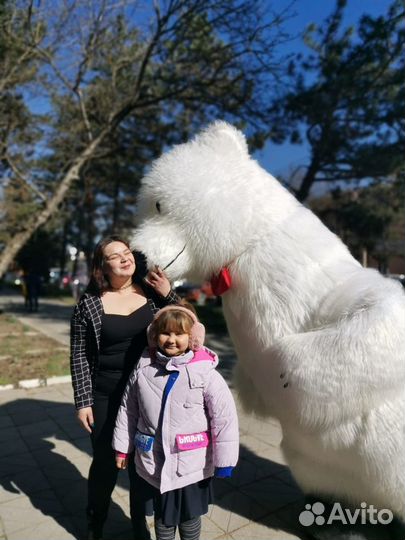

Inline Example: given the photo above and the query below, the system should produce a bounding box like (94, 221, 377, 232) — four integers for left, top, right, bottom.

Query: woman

(70, 235, 178, 540)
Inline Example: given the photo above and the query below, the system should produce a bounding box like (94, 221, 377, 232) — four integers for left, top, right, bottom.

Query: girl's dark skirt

(134, 474, 214, 527)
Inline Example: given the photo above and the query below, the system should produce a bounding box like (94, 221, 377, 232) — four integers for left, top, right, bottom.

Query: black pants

(88, 375, 145, 531)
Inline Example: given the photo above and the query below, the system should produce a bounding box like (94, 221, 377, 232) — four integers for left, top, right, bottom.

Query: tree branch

(4, 156, 47, 203)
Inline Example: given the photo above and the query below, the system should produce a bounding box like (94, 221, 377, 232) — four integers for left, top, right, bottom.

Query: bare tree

(279, 0, 404, 201)
(0, 0, 292, 276)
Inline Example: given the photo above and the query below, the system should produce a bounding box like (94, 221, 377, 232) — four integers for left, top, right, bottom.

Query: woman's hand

(116, 456, 128, 469)
(76, 406, 94, 433)
(144, 266, 171, 297)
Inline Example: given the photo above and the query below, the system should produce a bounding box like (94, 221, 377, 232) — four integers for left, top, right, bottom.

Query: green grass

(0, 313, 70, 385)
(46, 351, 71, 376)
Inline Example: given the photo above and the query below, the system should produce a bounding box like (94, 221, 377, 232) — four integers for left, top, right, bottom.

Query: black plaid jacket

(70, 287, 179, 409)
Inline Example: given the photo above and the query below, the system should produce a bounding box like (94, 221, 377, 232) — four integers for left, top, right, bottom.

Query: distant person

(23, 270, 41, 312)
(20, 270, 29, 309)
(71, 274, 87, 302)
(71, 252, 89, 301)
(70, 235, 179, 540)
(113, 304, 239, 540)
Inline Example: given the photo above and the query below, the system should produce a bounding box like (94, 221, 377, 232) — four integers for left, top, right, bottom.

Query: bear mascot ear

(198, 121, 249, 157)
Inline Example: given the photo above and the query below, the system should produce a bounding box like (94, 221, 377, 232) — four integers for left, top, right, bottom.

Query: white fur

(133, 121, 405, 518)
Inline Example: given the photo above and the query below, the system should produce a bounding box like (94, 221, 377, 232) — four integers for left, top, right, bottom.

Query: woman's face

(102, 241, 135, 281)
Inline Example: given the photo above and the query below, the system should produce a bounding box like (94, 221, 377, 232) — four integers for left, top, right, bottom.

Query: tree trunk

(296, 159, 320, 202)
(111, 176, 121, 233)
(84, 177, 96, 269)
(362, 247, 368, 268)
(0, 131, 106, 278)
(59, 219, 68, 275)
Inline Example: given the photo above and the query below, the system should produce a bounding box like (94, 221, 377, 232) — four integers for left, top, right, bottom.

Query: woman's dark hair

(85, 235, 147, 295)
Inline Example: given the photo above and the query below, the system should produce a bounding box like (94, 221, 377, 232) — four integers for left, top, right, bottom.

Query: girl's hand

(116, 456, 128, 469)
(76, 406, 94, 433)
(144, 266, 171, 297)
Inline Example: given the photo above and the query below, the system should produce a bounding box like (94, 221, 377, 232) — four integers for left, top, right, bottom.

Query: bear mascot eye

(156, 201, 161, 213)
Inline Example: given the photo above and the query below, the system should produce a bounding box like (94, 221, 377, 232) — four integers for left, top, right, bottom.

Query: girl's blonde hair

(153, 309, 194, 337)
(149, 302, 205, 351)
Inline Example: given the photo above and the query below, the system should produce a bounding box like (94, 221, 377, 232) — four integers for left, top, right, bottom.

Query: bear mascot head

(133, 121, 405, 525)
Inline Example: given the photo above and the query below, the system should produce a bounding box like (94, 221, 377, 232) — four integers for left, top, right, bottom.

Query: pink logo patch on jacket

(176, 431, 210, 451)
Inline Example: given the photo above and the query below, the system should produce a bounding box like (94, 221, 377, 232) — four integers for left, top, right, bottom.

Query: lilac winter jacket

(113, 346, 239, 494)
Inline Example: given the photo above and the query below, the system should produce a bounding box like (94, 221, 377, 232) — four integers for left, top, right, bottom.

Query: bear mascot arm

(272, 273, 405, 428)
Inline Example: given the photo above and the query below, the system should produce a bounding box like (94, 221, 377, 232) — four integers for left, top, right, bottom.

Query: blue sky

(26, 0, 393, 186)
(255, 0, 394, 180)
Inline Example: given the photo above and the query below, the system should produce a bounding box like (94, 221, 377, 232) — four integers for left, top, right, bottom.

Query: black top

(70, 289, 179, 409)
(99, 302, 153, 376)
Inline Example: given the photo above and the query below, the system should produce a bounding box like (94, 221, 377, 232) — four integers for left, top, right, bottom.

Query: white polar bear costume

(133, 121, 405, 520)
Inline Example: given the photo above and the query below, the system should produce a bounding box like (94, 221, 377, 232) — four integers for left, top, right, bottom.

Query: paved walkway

(0, 292, 72, 346)
(0, 291, 307, 540)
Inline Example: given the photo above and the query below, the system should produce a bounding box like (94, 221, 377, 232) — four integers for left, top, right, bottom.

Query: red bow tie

(210, 268, 232, 296)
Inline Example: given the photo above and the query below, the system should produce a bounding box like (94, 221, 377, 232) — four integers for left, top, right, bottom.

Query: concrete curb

(0, 373, 71, 391)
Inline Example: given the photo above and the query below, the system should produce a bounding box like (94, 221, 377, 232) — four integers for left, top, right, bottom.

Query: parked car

(49, 268, 73, 290)
(174, 281, 216, 304)
(174, 282, 202, 303)
(3, 271, 22, 286)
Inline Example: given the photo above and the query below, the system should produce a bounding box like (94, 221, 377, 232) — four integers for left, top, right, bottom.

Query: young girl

(113, 304, 239, 540)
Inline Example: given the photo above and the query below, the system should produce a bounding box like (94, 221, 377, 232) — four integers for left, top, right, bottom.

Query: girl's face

(157, 328, 189, 356)
(102, 241, 135, 280)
